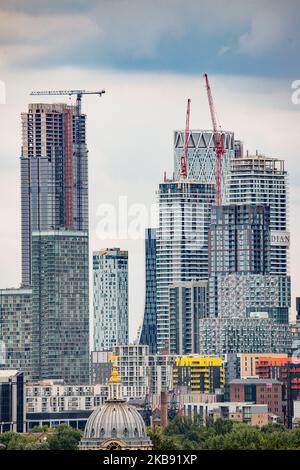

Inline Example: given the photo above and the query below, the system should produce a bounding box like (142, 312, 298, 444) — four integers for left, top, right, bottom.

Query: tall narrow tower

(156, 179, 215, 353)
(20, 102, 88, 286)
(93, 248, 129, 352)
(139, 228, 157, 353)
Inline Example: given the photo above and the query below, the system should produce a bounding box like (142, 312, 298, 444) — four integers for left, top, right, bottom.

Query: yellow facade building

(173, 357, 224, 394)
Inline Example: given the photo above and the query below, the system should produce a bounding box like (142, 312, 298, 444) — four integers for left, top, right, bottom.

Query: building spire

(108, 362, 124, 401)
(109, 363, 121, 384)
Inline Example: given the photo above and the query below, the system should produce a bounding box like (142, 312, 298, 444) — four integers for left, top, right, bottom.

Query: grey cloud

(0, 0, 299, 78)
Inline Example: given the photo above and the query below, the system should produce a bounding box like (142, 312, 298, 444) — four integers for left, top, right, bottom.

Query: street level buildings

(229, 378, 283, 422)
(0, 370, 25, 433)
(256, 357, 300, 427)
(26, 380, 108, 431)
(184, 401, 269, 428)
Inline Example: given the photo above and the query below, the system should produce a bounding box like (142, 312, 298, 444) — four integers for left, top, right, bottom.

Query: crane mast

(181, 98, 191, 179)
(203, 74, 224, 206)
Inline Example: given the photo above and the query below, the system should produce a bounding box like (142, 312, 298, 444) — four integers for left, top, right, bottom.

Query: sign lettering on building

(270, 231, 290, 247)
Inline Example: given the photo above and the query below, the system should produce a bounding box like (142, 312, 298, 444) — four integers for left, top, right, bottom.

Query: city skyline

(0, 2, 299, 342)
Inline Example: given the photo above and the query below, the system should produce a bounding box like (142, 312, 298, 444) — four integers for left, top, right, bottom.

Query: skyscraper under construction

(20, 102, 88, 287)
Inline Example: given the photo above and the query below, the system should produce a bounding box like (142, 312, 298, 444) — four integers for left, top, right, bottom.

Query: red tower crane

(203, 74, 224, 206)
(180, 98, 191, 179)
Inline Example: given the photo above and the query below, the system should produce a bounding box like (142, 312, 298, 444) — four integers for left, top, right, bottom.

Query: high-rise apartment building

(173, 130, 235, 203)
(140, 228, 157, 353)
(169, 280, 208, 355)
(156, 180, 215, 353)
(208, 203, 290, 322)
(20, 103, 88, 286)
(229, 154, 289, 276)
(93, 249, 128, 351)
(0, 289, 32, 381)
(31, 230, 89, 384)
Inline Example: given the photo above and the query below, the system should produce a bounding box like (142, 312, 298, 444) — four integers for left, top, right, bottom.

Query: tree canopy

(149, 418, 300, 450)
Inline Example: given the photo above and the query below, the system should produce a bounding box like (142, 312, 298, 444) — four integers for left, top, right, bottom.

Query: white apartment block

(93, 249, 128, 351)
(26, 381, 108, 414)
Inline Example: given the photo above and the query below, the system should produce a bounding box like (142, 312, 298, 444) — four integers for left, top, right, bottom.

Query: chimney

(160, 391, 168, 429)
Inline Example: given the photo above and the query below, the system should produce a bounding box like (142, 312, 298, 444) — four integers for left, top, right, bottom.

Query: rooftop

(229, 378, 282, 385)
(0, 370, 19, 378)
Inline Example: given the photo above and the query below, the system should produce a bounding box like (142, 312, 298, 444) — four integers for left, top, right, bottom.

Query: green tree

(29, 425, 51, 433)
(164, 416, 196, 436)
(47, 425, 82, 450)
(147, 427, 181, 450)
(0, 432, 18, 449)
(212, 418, 234, 435)
(260, 423, 285, 433)
(6, 434, 38, 450)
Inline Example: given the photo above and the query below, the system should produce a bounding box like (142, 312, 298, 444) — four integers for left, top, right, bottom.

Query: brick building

(229, 378, 283, 422)
(256, 357, 300, 427)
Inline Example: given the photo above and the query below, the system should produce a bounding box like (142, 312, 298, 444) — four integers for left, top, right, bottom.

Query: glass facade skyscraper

(31, 230, 89, 384)
(20, 103, 88, 287)
(93, 249, 128, 351)
(140, 228, 157, 353)
(156, 180, 215, 353)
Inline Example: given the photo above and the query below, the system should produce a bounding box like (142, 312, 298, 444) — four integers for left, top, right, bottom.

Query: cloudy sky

(0, 0, 299, 341)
